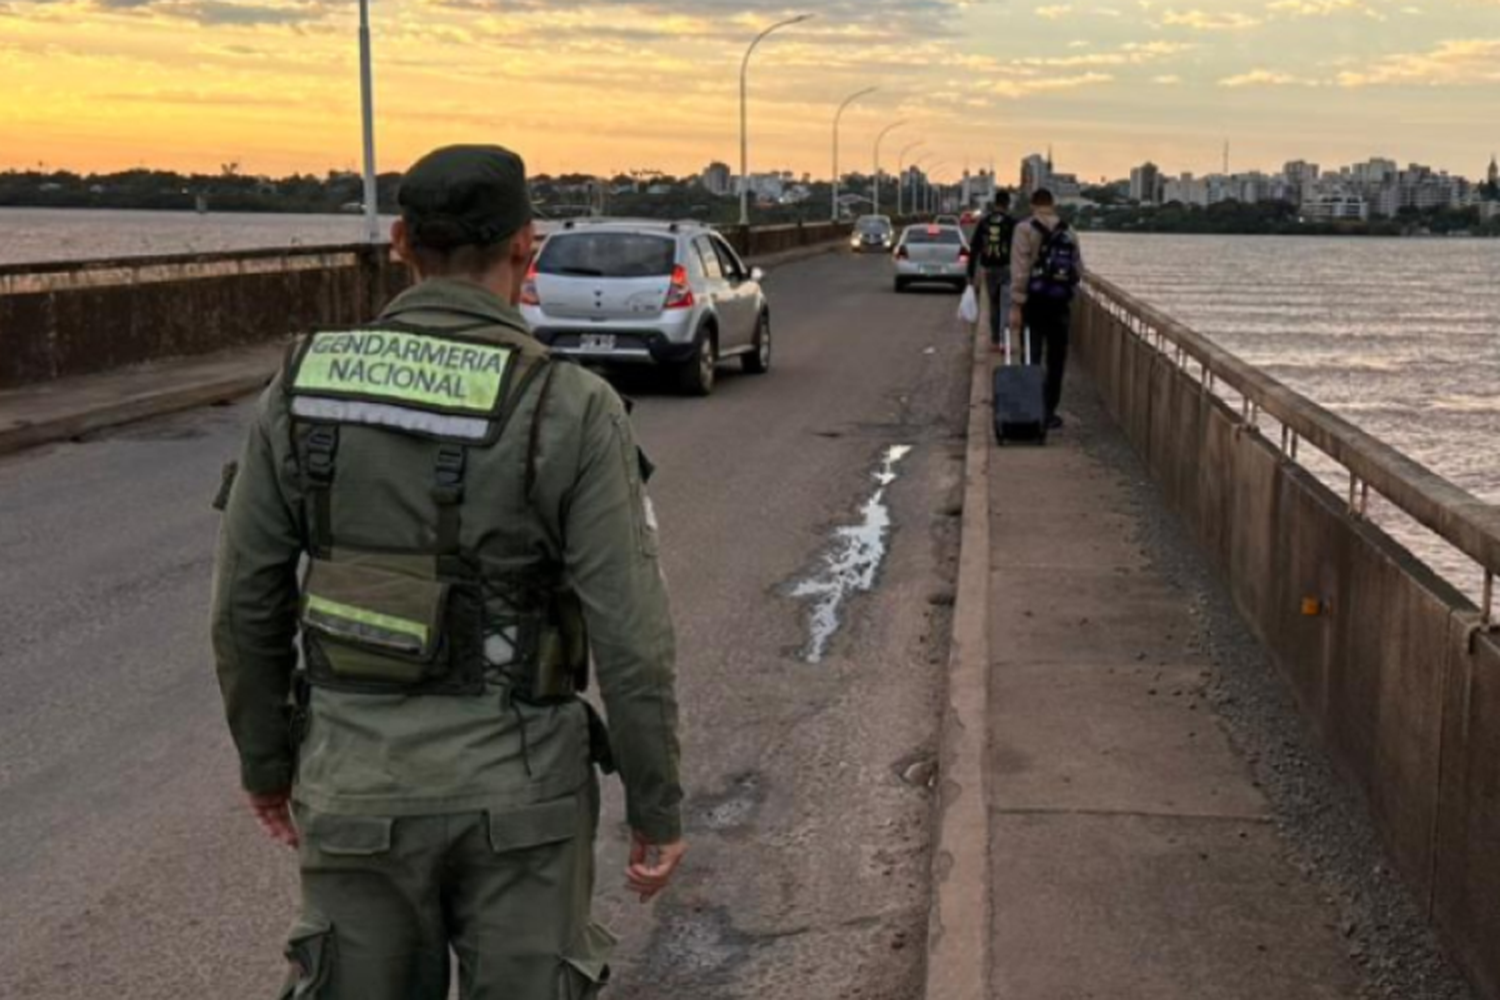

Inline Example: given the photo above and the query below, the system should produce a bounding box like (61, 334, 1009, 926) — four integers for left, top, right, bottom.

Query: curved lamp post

(832, 86, 878, 221)
(871, 119, 908, 218)
(739, 14, 814, 226)
(896, 139, 925, 218)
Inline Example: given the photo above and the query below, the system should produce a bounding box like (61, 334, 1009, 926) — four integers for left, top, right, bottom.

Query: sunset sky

(1, 0, 1497, 184)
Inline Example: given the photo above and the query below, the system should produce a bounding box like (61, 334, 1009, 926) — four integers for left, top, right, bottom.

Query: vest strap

(432, 444, 467, 555)
(303, 425, 340, 557)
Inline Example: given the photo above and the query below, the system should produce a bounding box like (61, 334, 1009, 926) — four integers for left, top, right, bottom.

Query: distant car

(520, 219, 770, 396)
(892, 223, 970, 292)
(959, 210, 979, 227)
(850, 215, 895, 253)
(935, 214, 962, 227)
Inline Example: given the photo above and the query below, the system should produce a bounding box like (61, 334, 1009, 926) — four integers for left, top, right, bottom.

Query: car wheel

(894, 277, 907, 293)
(675, 328, 717, 396)
(742, 313, 771, 375)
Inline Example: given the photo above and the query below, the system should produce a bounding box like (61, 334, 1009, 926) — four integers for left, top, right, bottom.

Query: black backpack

(978, 212, 1017, 269)
(1026, 220, 1081, 302)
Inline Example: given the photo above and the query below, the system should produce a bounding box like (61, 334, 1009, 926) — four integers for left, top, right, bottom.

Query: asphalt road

(0, 250, 972, 1000)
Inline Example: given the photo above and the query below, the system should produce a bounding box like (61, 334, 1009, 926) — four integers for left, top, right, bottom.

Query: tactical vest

(281, 320, 588, 703)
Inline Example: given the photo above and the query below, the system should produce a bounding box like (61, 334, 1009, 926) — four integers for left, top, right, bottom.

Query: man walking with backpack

(966, 191, 1018, 350)
(1009, 187, 1083, 430)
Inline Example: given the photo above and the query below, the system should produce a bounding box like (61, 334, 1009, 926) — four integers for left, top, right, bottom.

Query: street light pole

(871, 119, 907, 218)
(358, 0, 379, 244)
(739, 14, 814, 227)
(896, 139, 925, 218)
(832, 86, 878, 222)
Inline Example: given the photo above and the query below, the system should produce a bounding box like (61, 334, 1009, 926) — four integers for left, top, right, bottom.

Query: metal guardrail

(1084, 274, 1500, 619)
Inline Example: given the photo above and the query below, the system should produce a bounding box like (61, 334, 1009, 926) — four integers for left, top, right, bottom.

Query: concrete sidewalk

(985, 371, 1367, 999)
(0, 343, 285, 457)
(0, 240, 845, 458)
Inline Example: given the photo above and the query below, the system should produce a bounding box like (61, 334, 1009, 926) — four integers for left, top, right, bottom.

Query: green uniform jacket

(210, 278, 683, 844)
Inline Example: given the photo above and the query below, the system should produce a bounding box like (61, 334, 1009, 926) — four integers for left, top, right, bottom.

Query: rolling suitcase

(992, 327, 1047, 445)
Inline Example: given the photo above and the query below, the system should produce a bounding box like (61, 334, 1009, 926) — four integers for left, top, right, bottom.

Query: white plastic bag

(957, 284, 979, 325)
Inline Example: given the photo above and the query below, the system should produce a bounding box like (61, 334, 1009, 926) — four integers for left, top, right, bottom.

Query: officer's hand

(627, 831, 686, 903)
(247, 790, 300, 849)
(1009, 305, 1024, 333)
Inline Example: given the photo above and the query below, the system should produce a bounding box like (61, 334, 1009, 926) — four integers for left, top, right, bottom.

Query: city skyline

(1, 0, 1499, 181)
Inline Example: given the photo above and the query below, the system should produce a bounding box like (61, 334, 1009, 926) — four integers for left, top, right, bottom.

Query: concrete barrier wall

(1073, 286, 1500, 1000)
(0, 220, 885, 390)
(0, 245, 407, 389)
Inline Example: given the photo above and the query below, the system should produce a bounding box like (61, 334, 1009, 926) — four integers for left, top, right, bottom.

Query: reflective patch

(292, 329, 513, 415)
(290, 396, 493, 442)
(304, 594, 429, 654)
(642, 494, 659, 533)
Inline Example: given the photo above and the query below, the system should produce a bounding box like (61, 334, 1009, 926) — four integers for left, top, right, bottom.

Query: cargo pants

(280, 778, 613, 999)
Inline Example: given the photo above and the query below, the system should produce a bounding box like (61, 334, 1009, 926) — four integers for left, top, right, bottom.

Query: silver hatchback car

(521, 220, 771, 396)
(892, 223, 971, 293)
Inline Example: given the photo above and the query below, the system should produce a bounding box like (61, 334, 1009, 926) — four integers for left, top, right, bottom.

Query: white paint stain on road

(792, 444, 913, 663)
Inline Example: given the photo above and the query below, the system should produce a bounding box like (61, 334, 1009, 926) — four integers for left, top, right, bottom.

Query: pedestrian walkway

(985, 372, 1366, 999)
(0, 343, 283, 456)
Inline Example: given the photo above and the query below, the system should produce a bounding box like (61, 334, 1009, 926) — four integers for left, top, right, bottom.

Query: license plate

(920, 265, 937, 275)
(579, 334, 616, 352)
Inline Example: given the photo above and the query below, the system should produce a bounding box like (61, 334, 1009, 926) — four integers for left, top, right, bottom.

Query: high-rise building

(1284, 160, 1320, 204)
(700, 161, 732, 197)
(1019, 154, 1050, 197)
(1129, 162, 1161, 204)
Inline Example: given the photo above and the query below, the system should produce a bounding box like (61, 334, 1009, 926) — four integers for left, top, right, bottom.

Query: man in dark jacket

(1010, 187, 1084, 429)
(966, 191, 1018, 350)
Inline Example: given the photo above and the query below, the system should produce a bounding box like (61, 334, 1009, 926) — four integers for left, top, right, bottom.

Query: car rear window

(536, 232, 676, 278)
(904, 228, 963, 245)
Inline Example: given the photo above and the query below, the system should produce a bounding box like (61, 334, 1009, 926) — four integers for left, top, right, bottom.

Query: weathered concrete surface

(0, 343, 285, 456)
(0, 245, 405, 388)
(921, 326, 992, 1000)
(0, 250, 967, 999)
(987, 397, 1367, 999)
(1074, 286, 1498, 999)
(0, 240, 847, 457)
(0, 231, 870, 392)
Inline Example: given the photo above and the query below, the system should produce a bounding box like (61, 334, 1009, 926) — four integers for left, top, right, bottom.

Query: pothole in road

(689, 772, 766, 834)
(789, 444, 914, 664)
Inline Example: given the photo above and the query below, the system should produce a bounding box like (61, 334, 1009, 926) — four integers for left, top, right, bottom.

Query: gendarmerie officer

(211, 144, 685, 999)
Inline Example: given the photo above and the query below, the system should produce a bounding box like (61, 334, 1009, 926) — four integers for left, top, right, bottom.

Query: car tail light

(926, 225, 941, 236)
(896, 246, 909, 260)
(665, 264, 695, 309)
(520, 260, 540, 306)
(959, 248, 971, 263)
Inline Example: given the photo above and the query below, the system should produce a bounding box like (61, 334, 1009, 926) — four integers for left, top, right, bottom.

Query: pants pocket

(278, 916, 336, 999)
(557, 922, 617, 999)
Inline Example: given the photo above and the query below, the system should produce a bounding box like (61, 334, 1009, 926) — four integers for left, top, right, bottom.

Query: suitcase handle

(1005, 326, 1033, 367)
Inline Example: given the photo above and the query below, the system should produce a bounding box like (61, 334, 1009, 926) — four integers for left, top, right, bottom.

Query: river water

(1, 211, 1494, 588)
(0, 207, 392, 264)
(1085, 232, 1500, 594)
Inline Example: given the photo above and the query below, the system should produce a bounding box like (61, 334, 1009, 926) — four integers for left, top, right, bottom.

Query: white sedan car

(892, 224, 970, 293)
